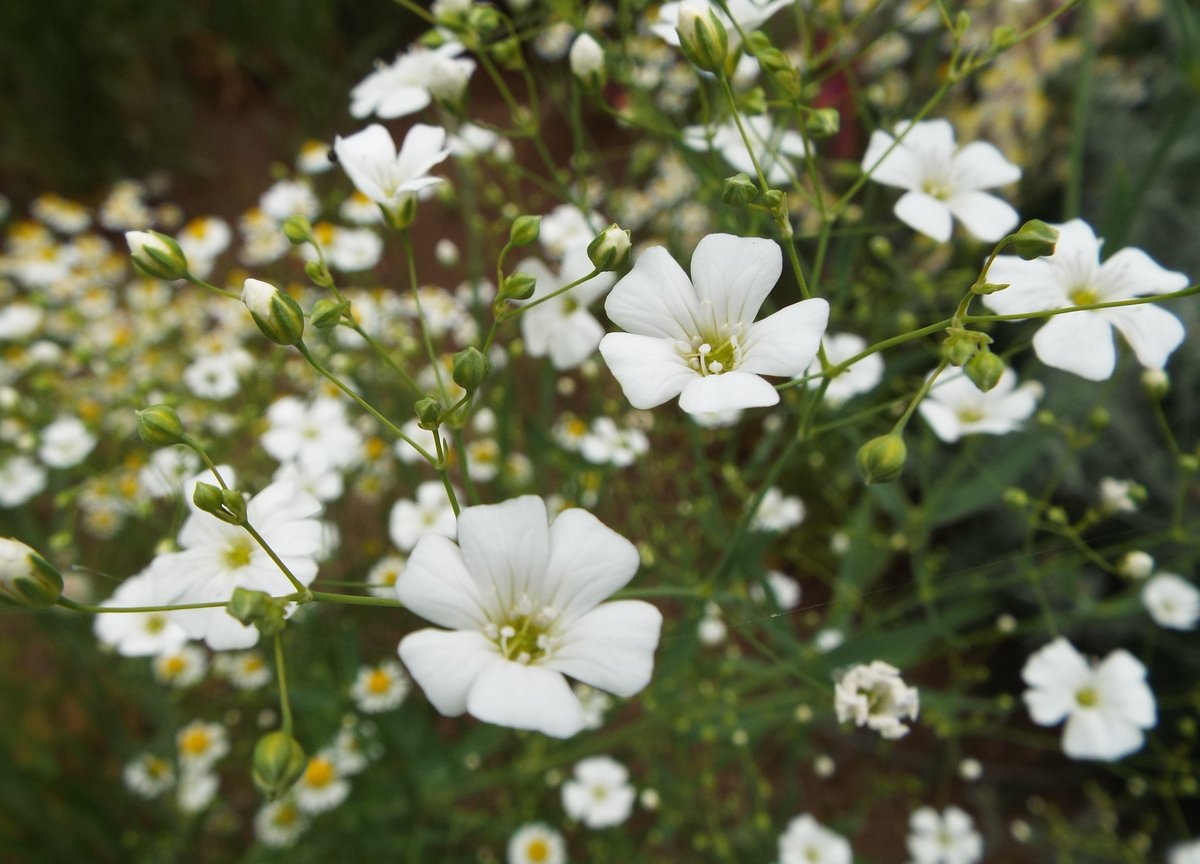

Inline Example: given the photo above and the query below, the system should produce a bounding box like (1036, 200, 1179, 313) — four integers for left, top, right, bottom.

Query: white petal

(1032, 313, 1116, 381)
(689, 233, 783, 327)
(548, 312, 604, 370)
(457, 496, 550, 611)
(604, 246, 701, 340)
(678, 371, 779, 414)
(545, 601, 662, 696)
(982, 257, 1066, 314)
(376, 88, 432, 119)
(1062, 709, 1144, 761)
(175, 607, 260, 651)
(334, 125, 397, 203)
(739, 298, 829, 377)
(397, 534, 493, 629)
(951, 141, 1021, 189)
(861, 130, 919, 189)
(598, 333, 696, 409)
(544, 508, 641, 619)
(398, 628, 495, 716)
(894, 191, 953, 242)
(1104, 303, 1186, 370)
(1095, 247, 1190, 299)
(917, 401, 964, 443)
(1095, 650, 1156, 728)
(466, 658, 585, 738)
(396, 123, 450, 179)
(946, 192, 1020, 242)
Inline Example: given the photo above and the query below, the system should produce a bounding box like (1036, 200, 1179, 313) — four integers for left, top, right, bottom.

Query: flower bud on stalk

(193, 482, 248, 525)
(857, 434, 907, 485)
(0, 538, 63, 608)
(677, 3, 729, 74)
(310, 298, 350, 330)
(588, 224, 632, 272)
(126, 230, 190, 281)
(1011, 219, 1058, 260)
(501, 271, 537, 301)
(242, 278, 305, 346)
(722, 173, 759, 207)
(569, 33, 607, 88)
(964, 348, 1005, 393)
(136, 404, 187, 447)
(253, 731, 307, 801)
(228, 587, 287, 636)
(508, 215, 542, 248)
(282, 216, 315, 246)
(452, 347, 489, 391)
(414, 396, 443, 429)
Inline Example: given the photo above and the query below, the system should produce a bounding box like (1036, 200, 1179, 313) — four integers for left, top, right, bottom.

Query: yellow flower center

(1075, 687, 1098, 708)
(181, 728, 211, 756)
(163, 656, 186, 676)
(304, 757, 335, 788)
(367, 669, 393, 694)
(1069, 287, 1099, 306)
(223, 537, 254, 570)
(526, 839, 550, 862)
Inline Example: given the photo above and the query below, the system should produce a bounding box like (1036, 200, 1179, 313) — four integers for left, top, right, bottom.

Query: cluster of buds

(834, 660, 920, 740)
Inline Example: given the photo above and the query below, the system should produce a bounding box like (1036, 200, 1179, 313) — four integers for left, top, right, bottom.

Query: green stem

(400, 230, 449, 400)
(242, 522, 312, 600)
(310, 590, 407, 609)
(274, 631, 294, 735)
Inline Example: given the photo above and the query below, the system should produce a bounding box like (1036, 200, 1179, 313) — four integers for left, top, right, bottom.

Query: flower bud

(991, 25, 1019, 51)
(587, 224, 632, 272)
(964, 348, 1005, 392)
(136, 404, 187, 447)
(452, 346, 489, 391)
(0, 538, 63, 608)
(228, 587, 287, 636)
(193, 482, 248, 525)
(722, 173, 759, 207)
(676, 3, 729, 74)
(304, 258, 334, 288)
(1141, 368, 1169, 399)
(252, 731, 307, 801)
(805, 108, 840, 139)
(311, 298, 350, 330)
(501, 271, 537, 300)
(126, 230, 189, 281)
(508, 215, 542, 248)
(569, 33, 606, 88)
(414, 396, 443, 429)
(941, 327, 986, 367)
(857, 434, 907, 485)
(242, 278, 305, 346)
(1011, 219, 1058, 261)
(282, 216, 315, 246)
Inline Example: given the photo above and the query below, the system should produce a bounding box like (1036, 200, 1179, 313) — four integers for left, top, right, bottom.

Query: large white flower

(151, 480, 323, 650)
(917, 366, 1041, 443)
(333, 124, 451, 216)
(396, 495, 662, 738)
(598, 233, 829, 415)
(518, 246, 616, 370)
(1021, 637, 1156, 761)
(862, 119, 1021, 242)
(983, 219, 1189, 381)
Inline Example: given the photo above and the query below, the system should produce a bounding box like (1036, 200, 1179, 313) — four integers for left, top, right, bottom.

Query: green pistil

(1070, 287, 1099, 306)
(1075, 687, 1098, 708)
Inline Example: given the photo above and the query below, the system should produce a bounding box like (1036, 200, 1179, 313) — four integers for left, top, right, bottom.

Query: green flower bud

(805, 108, 840, 139)
(467, 4, 500, 35)
(311, 298, 350, 330)
(738, 87, 767, 116)
(253, 731, 307, 801)
(756, 46, 791, 75)
(282, 216, 315, 246)
(964, 348, 1005, 392)
(0, 538, 63, 608)
(941, 327, 988, 367)
(1011, 219, 1058, 260)
(414, 396, 443, 429)
(501, 271, 537, 301)
(126, 230, 190, 281)
(991, 25, 1019, 51)
(304, 259, 334, 289)
(677, 2, 729, 74)
(242, 278, 305, 346)
(970, 281, 1009, 295)
(587, 224, 632, 272)
(193, 482, 248, 525)
(760, 189, 786, 212)
(228, 587, 287, 636)
(136, 404, 187, 447)
(954, 10, 971, 36)
(492, 36, 524, 71)
(857, 434, 907, 485)
(508, 215, 542, 248)
(452, 347, 489, 391)
(722, 173, 760, 207)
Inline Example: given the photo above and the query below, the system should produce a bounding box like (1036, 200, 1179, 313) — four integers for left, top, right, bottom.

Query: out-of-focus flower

(508, 823, 567, 864)
(1141, 574, 1200, 631)
(777, 813, 852, 864)
(751, 487, 805, 532)
(350, 660, 411, 713)
(518, 246, 615, 370)
(907, 806, 983, 864)
(389, 481, 458, 551)
(561, 756, 637, 828)
(917, 367, 1041, 443)
(683, 114, 809, 187)
(94, 569, 189, 657)
(333, 124, 451, 225)
(350, 43, 475, 119)
(293, 752, 351, 814)
(804, 333, 884, 407)
(834, 660, 919, 739)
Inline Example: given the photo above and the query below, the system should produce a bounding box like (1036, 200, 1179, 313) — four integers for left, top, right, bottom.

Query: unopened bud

(941, 327, 987, 367)
(136, 404, 187, 447)
(1011, 220, 1058, 261)
(991, 25, 1019, 51)
(677, 2, 729, 74)
(508, 215, 541, 248)
(242, 278, 305, 346)
(964, 349, 1005, 392)
(282, 216, 314, 246)
(253, 731, 307, 801)
(857, 434, 907, 485)
(193, 482, 247, 525)
(805, 108, 840, 138)
(0, 538, 63, 608)
(311, 298, 349, 330)
(502, 271, 537, 300)
(228, 587, 287, 637)
(1118, 550, 1155, 581)
(126, 230, 190, 281)
(569, 33, 606, 88)
(722, 173, 759, 207)
(452, 347, 489, 391)
(414, 396, 443, 429)
(587, 224, 632, 272)
(304, 259, 334, 289)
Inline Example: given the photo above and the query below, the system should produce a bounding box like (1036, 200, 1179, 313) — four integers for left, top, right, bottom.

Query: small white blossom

(907, 806, 983, 864)
(751, 487, 805, 532)
(38, 416, 96, 468)
(123, 753, 175, 799)
(176, 720, 229, 771)
(777, 813, 852, 864)
(804, 333, 884, 407)
(255, 799, 309, 848)
(388, 481, 458, 551)
(294, 752, 351, 814)
(834, 660, 919, 739)
(333, 124, 451, 219)
(1141, 573, 1200, 631)
(917, 366, 1041, 443)
(561, 756, 636, 828)
(350, 660, 411, 713)
(508, 823, 567, 864)
(153, 644, 209, 688)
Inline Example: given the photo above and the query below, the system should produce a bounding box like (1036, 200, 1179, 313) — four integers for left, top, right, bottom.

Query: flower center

(304, 757, 335, 788)
(921, 178, 951, 200)
(486, 604, 560, 664)
(957, 407, 984, 424)
(682, 327, 743, 376)
(181, 729, 211, 756)
(223, 537, 254, 570)
(145, 614, 166, 634)
(1075, 686, 1098, 708)
(526, 840, 550, 862)
(1069, 286, 1099, 306)
(367, 669, 393, 694)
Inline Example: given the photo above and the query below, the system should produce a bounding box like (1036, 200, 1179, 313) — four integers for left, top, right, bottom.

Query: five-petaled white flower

(862, 119, 1021, 242)
(983, 219, 1189, 381)
(598, 233, 829, 415)
(333, 124, 452, 219)
(1141, 573, 1200, 631)
(683, 114, 809, 187)
(561, 755, 637, 828)
(906, 806, 983, 864)
(396, 495, 662, 738)
(917, 366, 1041, 443)
(349, 43, 475, 120)
(518, 245, 615, 370)
(1021, 637, 1156, 761)
(777, 813, 852, 864)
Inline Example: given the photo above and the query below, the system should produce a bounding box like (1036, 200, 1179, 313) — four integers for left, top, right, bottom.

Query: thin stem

(274, 632, 294, 735)
(184, 274, 240, 300)
(57, 596, 232, 614)
(433, 431, 462, 516)
(501, 268, 603, 318)
(310, 590, 407, 609)
(400, 230, 449, 400)
(242, 522, 312, 600)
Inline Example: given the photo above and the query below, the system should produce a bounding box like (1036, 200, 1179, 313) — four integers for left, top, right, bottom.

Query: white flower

(599, 233, 829, 414)
(123, 754, 175, 799)
(177, 720, 230, 770)
(176, 216, 232, 264)
(574, 682, 613, 730)
(519, 246, 615, 370)
(294, 752, 351, 814)
(749, 570, 802, 610)
(0, 303, 44, 340)
(862, 119, 1021, 242)
(697, 610, 727, 646)
(333, 124, 451, 217)
(540, 204, 602, 258)
(777, 813, 852, 864)
(153, 644, 209, 688)
(907, 806, 983, 864)
(917, 366, 1042, 443)
(1022, 637, 1156, 761)
(834, 660, 919, 739)
(38, 416, 97, 468)
(0, 456, 47, 507)
(366, 554, 406, 598)
(350, 43, 475, 119)
(570, 33, 605, 80)
(350, 660, 411, 713)
(1141, 573, 1200, 631)
(262, 396, 364, 476)
(389, 481, 459, 551)
(683, 114, 809, 187)
(653, 0, 792, 50)
(150, 480, 323, 650)
(751, 487, 805, 532)
(326, 226, 384, 272)
(138, 447, 201, 499)
(1098, 477, 1142, 514)
(255, 799, 309, 848)
(983, 219, 1189, 381)
(814, 628, 844, 653)
(94, 569, 190, 657)
(508, 823, 568, 864)
(1118, 550, 1155, 581)
(259, 180, 319, 223)
(177, 768, 219, 814)
(214, 650, 272, 690)
(561, 756, 637, 828)
(579, 417, 649, 467)
(1170, 841, 1200, 864)
(396, 496, 662, 738)
(804, 333, 884, 407)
